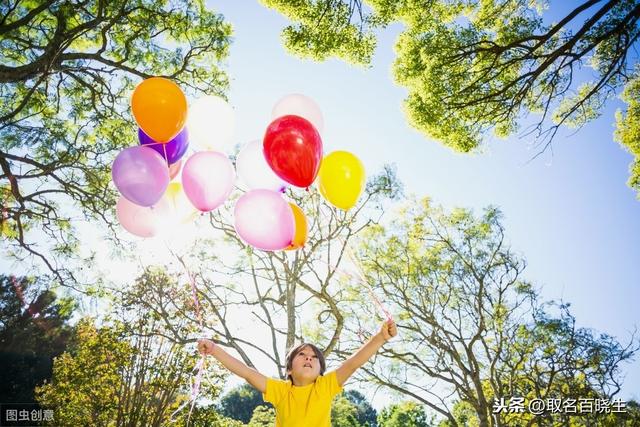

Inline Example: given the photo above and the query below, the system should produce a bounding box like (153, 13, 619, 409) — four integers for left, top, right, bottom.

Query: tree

(261, 0, 640, 191)
(0, 0, 231, 284)
(0, 274, 75, 403)
(615, 67, 640, 197)
(343, 389, 378, 427)
(378, 401, 432, 427)
(332, 392, 364, 427)
(248, 405, 276, 427)
(337, 197, 638, 427)
(36, 317, 228, 427)
(218, 383, 270, 424)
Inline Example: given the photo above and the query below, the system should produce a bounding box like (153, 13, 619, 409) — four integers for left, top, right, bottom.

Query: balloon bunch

(112, 77, 234, 238)
(112, 79, 366, 253)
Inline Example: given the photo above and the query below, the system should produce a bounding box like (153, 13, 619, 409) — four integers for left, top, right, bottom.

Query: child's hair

(285, 343, 326, 381)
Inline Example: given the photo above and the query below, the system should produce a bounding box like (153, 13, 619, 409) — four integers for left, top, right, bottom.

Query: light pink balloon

(234, 189, 295, 251)
(116, 196, 159, 238)
(182, 151, 235, 212)
(112, 146, 169, 207)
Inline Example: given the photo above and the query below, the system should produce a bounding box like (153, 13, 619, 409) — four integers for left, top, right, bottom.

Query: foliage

(248, 405, 276, 427)
(615, 67, 640, 197)
(0, 274, 75, 403)
(343, 389, 378, 427)
(259, 0, 381, 65)
(332, 392, 364, 426)
(35, 317, 228, 427)
(36, 319, 133, 426)
(262, 0, 640, 189)
(378, 401, 432, 427)
(0, 0, 231, 284)
(218, 383, 270, 424)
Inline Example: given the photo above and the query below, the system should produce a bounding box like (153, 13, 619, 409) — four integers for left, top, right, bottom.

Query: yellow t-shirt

(262, 371, 343, 427)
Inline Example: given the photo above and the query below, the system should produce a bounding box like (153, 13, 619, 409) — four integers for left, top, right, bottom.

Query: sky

(1, 0, 638, 412)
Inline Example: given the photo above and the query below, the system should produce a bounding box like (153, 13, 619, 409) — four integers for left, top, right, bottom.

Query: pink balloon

(168, 158, 183, 180)
(234, 189, 295, 251)
(112, 146, 169, 207)
(182, 151, 235, 212)
(116, 196, 159, 238)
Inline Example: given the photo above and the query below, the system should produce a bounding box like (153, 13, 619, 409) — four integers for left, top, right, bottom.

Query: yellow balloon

(318, 151, 365, 210)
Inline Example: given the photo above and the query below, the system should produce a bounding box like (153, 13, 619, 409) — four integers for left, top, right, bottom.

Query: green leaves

(260, 0, 379, 65)
(615, 68, 640, 197)
(378, 401, 431, 427)
(0, 0, 232, 285)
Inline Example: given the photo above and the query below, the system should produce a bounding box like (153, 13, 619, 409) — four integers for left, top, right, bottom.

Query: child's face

(288, 345, 321, 383)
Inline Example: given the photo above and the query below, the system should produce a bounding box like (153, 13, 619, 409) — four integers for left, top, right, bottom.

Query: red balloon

(263, 115, 323, 188)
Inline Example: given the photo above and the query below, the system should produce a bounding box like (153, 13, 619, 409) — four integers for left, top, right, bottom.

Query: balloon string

(162, 142, 169, 166)
(166, 244, 206, 424)
(342, 240, 393, 322)
(142, 140, 166, 147)
(319, 205, 393, 322)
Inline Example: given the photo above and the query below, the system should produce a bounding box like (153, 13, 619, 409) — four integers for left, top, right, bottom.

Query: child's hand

(380, 319, 397, 342)
(197, 338, 216, 355)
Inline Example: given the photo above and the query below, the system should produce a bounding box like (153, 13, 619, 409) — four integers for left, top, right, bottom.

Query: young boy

(198, 319, 397, 426)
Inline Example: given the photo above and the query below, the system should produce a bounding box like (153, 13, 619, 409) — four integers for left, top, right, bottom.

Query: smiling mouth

(303, 364, 312, 368)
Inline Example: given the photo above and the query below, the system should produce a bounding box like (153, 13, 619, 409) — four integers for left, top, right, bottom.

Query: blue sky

(211, 0, 640, 401)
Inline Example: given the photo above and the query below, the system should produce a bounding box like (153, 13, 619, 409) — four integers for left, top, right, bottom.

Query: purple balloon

(138, 127, 189, 165)
(112, 146, 169, 207)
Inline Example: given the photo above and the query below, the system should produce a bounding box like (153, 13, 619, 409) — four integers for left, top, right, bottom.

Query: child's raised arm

(335, 319, 397, 386)
(198, 339, 267, 393)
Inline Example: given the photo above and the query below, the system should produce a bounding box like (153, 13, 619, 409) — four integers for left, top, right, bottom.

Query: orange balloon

(131, 77, 187, 143)
(286, 203, 307, 250)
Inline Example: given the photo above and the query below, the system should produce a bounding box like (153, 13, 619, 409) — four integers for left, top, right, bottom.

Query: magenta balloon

(182, 151, 235, 212)
(234, 189, 295, 251)
(112, 146, 169, 207)
(138, 127, 189, 165)
(116, 196, 159, 238)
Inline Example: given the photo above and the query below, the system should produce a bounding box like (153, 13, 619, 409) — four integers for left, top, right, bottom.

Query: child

(197, 319, 397, 426)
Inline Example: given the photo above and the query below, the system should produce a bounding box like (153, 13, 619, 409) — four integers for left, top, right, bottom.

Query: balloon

(263, 115, 323, 188)
(138, 128, 189, 165)
(116, 196, 160, 238)
(112, 146, 170, 207)
(234, 190, 295, 251)
(236, 140, 287, 192)
(168, 158, 182, 180)
(272, 94, 324, 133)
(131, 77, 187, 142)
(182, 151, 235, 212)
(285, 203, 307, 250)
(318, 151, 365, 210)
(187, 95, 235, 152)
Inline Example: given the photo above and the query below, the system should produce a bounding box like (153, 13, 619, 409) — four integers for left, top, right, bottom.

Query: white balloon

(187, 95, 235, 152)
(271, 93, 324, 133)
(236, 140, 287, 192)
